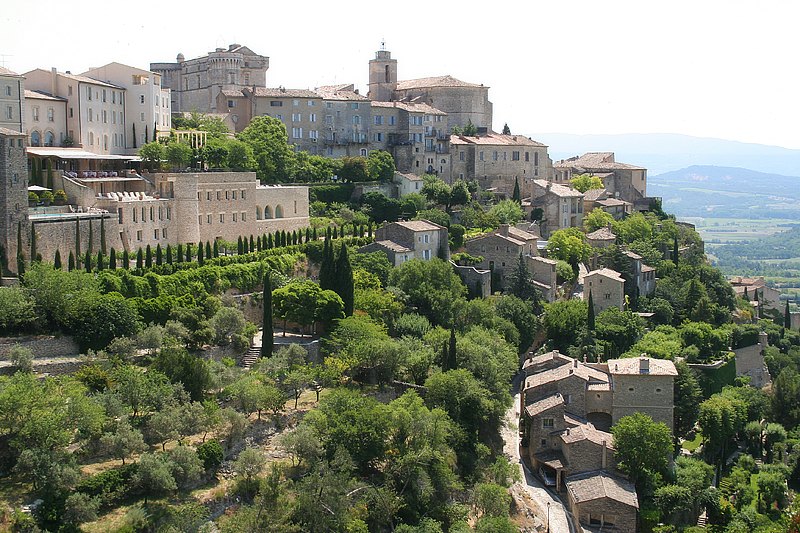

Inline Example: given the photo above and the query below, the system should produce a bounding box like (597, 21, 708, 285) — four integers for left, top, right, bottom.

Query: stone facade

(554, 152, 648, 207)
(151, 44, 269, 114)
(82, 63, 172, 150)
(24, 69, 127, 155)
(315, 85, 371, 158)
(0, 129, 28, 267)
(530, 179, 584, 238)
(730, 276, 782, 314)
(565, 471, 639, 533)
(359, 220, 448, 266)
(623, 251, 656, 298)
(0, 67, 24, 133)
(24, 90, 68, 148)
(584, 268, 625, 314)
(734, 331, 772, 389)
(0, 335, 79, 359)
(393, 172, 424, 197)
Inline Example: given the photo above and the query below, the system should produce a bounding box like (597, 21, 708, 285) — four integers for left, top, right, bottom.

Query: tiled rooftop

(585, 268, 625, 282)
(566, 471, 639, 508)
(396, 74, 484, 90)
(607, 356, 678, 376)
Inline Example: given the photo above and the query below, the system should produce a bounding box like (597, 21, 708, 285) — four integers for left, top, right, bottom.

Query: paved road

(502, 375, 576, 533)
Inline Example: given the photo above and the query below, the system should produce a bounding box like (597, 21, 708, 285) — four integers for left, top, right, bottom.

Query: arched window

(256, 206, 262, 220)
(44, 131, 55, 147)
(264, 205, 273, 219)
(30, 131, 41, 146)
(275, 205, 284, 218)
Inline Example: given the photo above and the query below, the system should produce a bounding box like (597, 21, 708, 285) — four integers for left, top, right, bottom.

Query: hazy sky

(2, 0, 798, 148)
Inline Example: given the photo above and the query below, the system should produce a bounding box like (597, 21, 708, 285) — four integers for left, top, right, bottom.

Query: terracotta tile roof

(586, 227, 616, 241)
(467, 232, 525, 247)
(622, 250, 642, 260)
(56, 71, 124, 89)
(251, 87, 319, 98)
(396, 75, 485, 90)
(641, 264, 655, 273)
(582, 188, 608, 202)
(585, 268, 625, 282)
(525, 392, 564, 417)
(24, 89, 67, 101)
(532, 179, 583, 198)
(507, 226, 537, 242)
(0, 66, 22, 77)
(395, 219, 444, 232)
(566, 471, 639, 508)
(534, 450, 567, 470)
(596, 198, 630, 208)
(523, 350, 574, 372)
(315, 85, 369, 101)
(607, 356, 677, 376)
(556, 152, 645, 171)
(560, 423, 614, 447)
(372, 240, 412, 253)
(0, 127, 24, 136)
(450, 133, 546, 147)
(371, 100, 446, 115)
(524, 362, 609, 391)
(530, 256, 558, 265)
(395, 172, 423, 181)
(220, 89, 244, 97)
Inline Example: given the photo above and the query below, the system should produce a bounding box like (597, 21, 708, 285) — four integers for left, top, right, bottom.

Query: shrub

(196, 439, 224, 471)
(76, 463, 138, 508)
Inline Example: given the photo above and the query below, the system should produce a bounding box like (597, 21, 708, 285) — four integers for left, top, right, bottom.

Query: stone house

(622, 250, 656, 298)
(584, 268, 625, 314)
(315, 84, 371, 158)
(583, 187, 632, 220)
(733, 331, 772, 388)
(0, 128, 28, 263)
(554, 152, 648, 209)
(393, 172, 424, 197)
(530, 179, 583, 238)
(565, 470, 639, 533)
(602, 356, 678, 432)
(729, 276, 782, 314)
(0, 67, 24, 133)
(24, 90, 67, 149)
(151, 44, 269, 114)
(359, 219, 448, 266)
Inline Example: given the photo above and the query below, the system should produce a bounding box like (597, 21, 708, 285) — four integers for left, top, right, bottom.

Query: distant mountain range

(648, 165, 800, 219)
(532, 133, 800, 176)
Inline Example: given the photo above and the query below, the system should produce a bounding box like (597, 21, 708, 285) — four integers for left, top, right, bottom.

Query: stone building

(730, 276, 782, 314)
(603, 356, 678, 431)
(733, 331, 772, 389)
(583, 187, 632, 220)
(584, 268, 625, 314)
(393, 172, 424, 197)
(81, 63, 172, 150)
(554, 152, 649, 209)
(24, 90, 67, 148)
(0, 128, 28, 267)
(367, 47, 492, 131)
(359, 219, 448, 266)
(0, 67, 24, 133)
(150, 44, 269, 114)
(529, 179, 584, 238)
(623, 250, 656, 298)
(565, 470, 639, 533)
(24, 69, 127, 155)
(450, 134, 552, 194)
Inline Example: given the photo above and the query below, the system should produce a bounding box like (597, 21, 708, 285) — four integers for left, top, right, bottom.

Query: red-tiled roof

(396, 75, 485, 90)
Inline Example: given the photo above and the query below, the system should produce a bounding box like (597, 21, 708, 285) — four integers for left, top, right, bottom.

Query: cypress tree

(100, 217, 107, 253)
(441, 341, 450, 371)
(153, 121, 158, 142)
(46, 159, 53, 189)
(213, 240, 219, 258)
(448, 329, 457, 370)
(136, 248, 144, 269)
(145, 245, 152, 268)
(122, 249, 130, 269)
(198, 242, 204, 265)
(512, 177, 521, 204)
(96, 250, 104, 271)
(673, 236, 679, 264)
(339, 225, 345, 238)
(335, 242, 354, 316)
(281, 231, 288, 247)
(292, 231, 298, 246)
(267, 233, 274, 249)
(320, 238, 335, 291)
(305, 228, 311, 242)
(0, 245, 7, 275)
(166, 245, 173, 264)
(367, 222, 373, 238)
(257, 235, 263, 252)
(75, 219, 81, 265)
(261, 272, 274, 358)
(176, 243, 184, 262)
(250, 235, 255, 252)
(84, 250, 92, 271)
(156, 244, 163, 266)
(68, 251, 75, 271)
(326, 226, 332, 240)
(785, 300, 791, 329)
(359, 224, 365, 238)
(312, 227, 318, 241)
(185, 243, 192, 263)
(30, 223, 37, 262)
(110, 248, 117, 269)
(87, 219, 93, 253)
(744, 287, 749, 300)
(587, 290, 596, 331)
(237, 236, 244, 255)
(205, 241, 212, 259)
(54, 249, 62, 270)
(16, 222, 24, 275)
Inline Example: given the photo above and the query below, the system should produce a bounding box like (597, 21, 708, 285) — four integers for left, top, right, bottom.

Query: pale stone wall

(734, 334, 771, 388)
(567, 493, 637, 533)
(32, 214, 124, 265)
(0, 71, 24, 132)
(452, 262, 490, 298)
(0, 335, 79, 358)
(26, 94, 68, 148)
(563, 439, 614, 474)
(0, 131, 29, 264)
(584, 272, 624, 314)
(528, 256, 558, 302)
(396, 85, 492, 131)
(611, 374, 675, 432)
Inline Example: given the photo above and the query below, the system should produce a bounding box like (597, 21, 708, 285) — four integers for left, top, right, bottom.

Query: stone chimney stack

(498, 224, 509, 237)
(50, 67, 58, 96)
(640, 357, 649, 374)
(602, 440, 607, 469)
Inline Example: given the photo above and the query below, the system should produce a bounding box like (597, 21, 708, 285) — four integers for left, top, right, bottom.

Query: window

(493, 151, 498, 161)
(207, 191, 211, 201)
(162, 229, 168, 239)
(423, 234, 429, 243)
(389, 116, 396, 125)
(154, 229, 159, 239)
(479, 151, 484, 161)
(534, 152, 539, 165)
(242, 212, 246, 221)
(69, 107, 73, 118)
(541, 439, 548, 447)
(207, 214, 212, 224)
(512, 151, 520, 161)
(137, 230, 142, 241)
(219, 213, 224, 223)
(67, 85, 73, 96)
(233, 190, 237, 200)
(87, 86, 92, 100)
(307, 100, 315, 106)
(628, 387, 634, 392)
(88, 108, 93, 122)
(309, 113, 316, 122)
(292, 127, 302, 139)
(423, 249, 431, 260)
(293, 99, 299, 106)
(372, 132, 383, 142)
(140, 112, 145, 121)
(292, 113, 301, 122)
(310, 130, 318, 139)
(3, 85, 9, 96)
(352, 115, 361, 125)
(241, 190, 246, 199)
(374, 115, 383, 125)
(542, 418, 554, 429)
(270, 101, 283, 107)
(133, 208, 137, 222)
(32, 106, 39, 121)
(102, 110, 107, 123)
(112, 92, 116, 104)
(350, 102, 359, 110)
(44, 131, 54, 146)
(228, 99, 235, 108)
(459, 151, 465, 161)
(525, 152, 530, 162)
(233, 212, 237, 222)
(325, 115, 333, 125)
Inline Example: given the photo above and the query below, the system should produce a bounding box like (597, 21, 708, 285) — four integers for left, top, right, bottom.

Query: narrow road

(502, 374, 576, 533)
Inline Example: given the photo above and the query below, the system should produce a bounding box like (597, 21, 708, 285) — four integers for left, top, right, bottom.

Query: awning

(28, 185, 51, 191)
(76, 177, 145, 183)
(26, 147, 139, 161)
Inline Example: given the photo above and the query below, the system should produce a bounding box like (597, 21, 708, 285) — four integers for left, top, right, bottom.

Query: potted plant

(40, 190, 54, 206)
(54, 189, 68, 206)
(28, 191, 39, 207)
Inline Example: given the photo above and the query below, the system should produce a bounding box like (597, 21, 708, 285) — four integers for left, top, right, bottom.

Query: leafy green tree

(273, 280, 344, 335)
(152, 345, 212, 402)
(226, 139, 256, 171)
(673, 360, 702, 440)
(388, 258, 467, 327)
(366, 150, 396, 181)
(594, 307, 645, 357)
(132, 452, 177, 503)
(277, 424, 323, 468)
(62, 492, 101, 526)
(64, 292, 139, 351)
(99, 418, 147, 465)
(570, 173, 604, 193)
(698, 392, 746, 476)
(506, 252, 542, 310)
(145, 408, 180, 451)
(543, 299, 588, 353)
(473, 482, 511, 518)
(488, 199, 524, 224)
(139, 141, 165, 171)
(197, 439, 224, 470)
(612, 412, 673, 496)
(425, 369, 499, 438)
(584, 207, 615, 232)
(237, 116, 296, 182)
(165, 141, 193, 170)
(546, 228, 592, 268)
(166, 445, 204, 489)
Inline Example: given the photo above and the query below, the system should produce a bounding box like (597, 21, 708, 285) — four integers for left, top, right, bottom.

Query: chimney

(354, 89, 359, 94)
(601, 440, 607, 469)
(573, 359, 578, 368)
(229, 43, 241, 51)
(759, 331, 768, 348)
(51, 67, 58, 96)
(552, 349, 559, 359)
(498, 224, 509, 236)
(640, 357, 649, 374)
(607, 222, 613, 232)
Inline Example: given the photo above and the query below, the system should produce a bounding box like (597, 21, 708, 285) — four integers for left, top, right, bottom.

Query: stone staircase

(696, 511, 708, 527)
(240, 344, 261, 369)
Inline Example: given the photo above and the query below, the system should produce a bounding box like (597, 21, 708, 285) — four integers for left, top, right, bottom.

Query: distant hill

(648, 165, 800, 219)
(532, 133, 800, 176)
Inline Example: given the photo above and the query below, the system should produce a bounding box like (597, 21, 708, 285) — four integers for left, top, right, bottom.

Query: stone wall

(0, 335, 80, 358)
(611, 374, 675, 432)
(734, 335, 771, 388)
(568, 494, 637, 533)
(32, 213, 122, 266)
(452, 262, 490, 298)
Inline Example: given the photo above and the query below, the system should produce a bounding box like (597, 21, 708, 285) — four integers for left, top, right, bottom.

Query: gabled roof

(24, 89, 67, 102)
(467, 232, 525, 247)
(566, 471, 639, 508)
(251, 87, 319, 99)
(523, 350, 575, 372)
(396, 74, 485, 90)
(371, 100, 446, 115)
(556, 152, 645, 171)
(525, 392, 564, 417)
(507, 226, 538, 242)
(531, 179, 583, 198)
(394, 220, 444, 232)
(395, 172, 423, 181)
(524, 361, 609, 390)
(585, 268, 625, 282)
(582, 188, 608, 202)
(0, 127, 24, 136)
(372, 240, 411, 253)
(24, 68, 124, 89)
(607, 356, 677, 376)
(315, 84, 369, 101)
(596, 198, 630, 208)
(560, 423, 614, 448)
(0, 66, 22, 77)
(586, 226, 616, 241)
(450, 133, 546, 147)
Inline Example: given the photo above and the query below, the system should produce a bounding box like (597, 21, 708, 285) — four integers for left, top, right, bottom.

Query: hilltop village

(0, 45, 798, 533)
